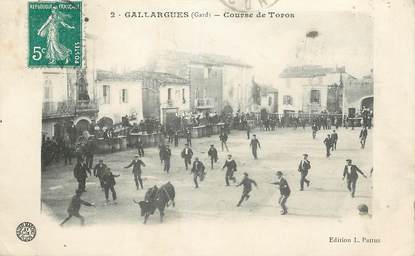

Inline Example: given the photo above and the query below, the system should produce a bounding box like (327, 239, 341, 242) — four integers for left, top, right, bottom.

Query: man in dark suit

(250, 134, 261, 159)
(222, 154, 237, 186)
(298, 154, 311, 191)
(342, 159, 367, 197)
(331, 130, 338, 151)
(136, 139, 144, 157)
(323, 134, 332, 158)
(219, 133, 229, 152)
(207, 144, 218, 169)
(271, 171, 291, 215)
(124, 155, 146, 190)
(162, 145, 172, 173)
(185, 128, 192, 146)
(181, 144, 193, 171)
(60, 189, 95, 226)
(102, 168, 120, 204)
(93, 159, 107, 190)
(236, 172, 258, 207)
(191, 157, 206, 188)
(359, 127, 368, 149)
(74, 158, 91, 192)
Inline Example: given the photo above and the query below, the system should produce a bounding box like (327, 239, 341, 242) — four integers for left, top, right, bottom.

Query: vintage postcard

(0, 0, 414, 255)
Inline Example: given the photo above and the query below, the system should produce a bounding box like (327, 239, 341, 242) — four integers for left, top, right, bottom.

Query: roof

(161, 51, 253, 68)
(96, 70, 189, 85)
(279, 65, 344, 78)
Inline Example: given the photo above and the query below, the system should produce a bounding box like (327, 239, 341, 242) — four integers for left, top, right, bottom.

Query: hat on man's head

(346, 159, 352, 162)
(99, 159, 103, 162)
(303, 153, 308, 157)
(275, 171, 283, 176)
(243, 172, 248, 176)
(185, 143, 189, 146)
(210, 144, 214, 146)
(358, 204, 369, 215)
(134, 154, 139, 157)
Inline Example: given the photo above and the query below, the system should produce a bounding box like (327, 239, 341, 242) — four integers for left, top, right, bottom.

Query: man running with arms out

(124, 155, 146, 190)
(60, 190, 95, 226)
(271, 171, 291, 215)
(236, 172, 258, 207)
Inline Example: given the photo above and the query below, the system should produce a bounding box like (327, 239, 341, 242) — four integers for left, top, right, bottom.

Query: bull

(134, 182, 175, 224)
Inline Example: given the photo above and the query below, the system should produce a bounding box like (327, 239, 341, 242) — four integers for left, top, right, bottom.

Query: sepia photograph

(40, 10, 374, 225)
(1, 0, 414, 255)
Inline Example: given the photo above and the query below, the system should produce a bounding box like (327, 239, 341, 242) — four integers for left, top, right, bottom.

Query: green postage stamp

(28, 1, 82, 68)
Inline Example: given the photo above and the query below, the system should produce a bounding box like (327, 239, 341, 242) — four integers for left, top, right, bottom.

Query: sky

(86, 3, 373, 85)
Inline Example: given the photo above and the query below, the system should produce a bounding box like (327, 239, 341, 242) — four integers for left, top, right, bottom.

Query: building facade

(276, 65, 352, 114)
(343, 70, 374, 117)
(146, 51, 254, 114)
(41, 34, 98, 141)
(96, 70, 144, 126)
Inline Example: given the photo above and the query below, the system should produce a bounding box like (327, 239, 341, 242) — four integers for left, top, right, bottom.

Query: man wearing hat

(207, 144, 218, 169)
(342, 159, 367, 197)
(236, 172, 258, 207)
(219, 132, 229, 152)
(102, 168, 120, 204)
(331, 130, 338, 151)
(222, 154, 237, 186)
(124, 155, 146, 190)
(73, 158, 91, 192)
(93, 159, 108, 191)
(60, 189, 95, 226)
(191, 157, 206, 188)
(162, 145, 172, 173)
(181, 144, 193, 171)
(136, 138, 144, 157)
(323, 134, 332, 158)
(298, 154, 311, 191)
(357, 204, 371, 217)
(250, 134, 261, 159)
(271, 171, 291, 215)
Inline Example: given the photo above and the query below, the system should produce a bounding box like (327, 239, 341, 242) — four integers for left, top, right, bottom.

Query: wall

(222, 65, 254, 113)
(159, 84, 190, 123)
(344, 76, 374, 110)
(97, 80, 143, 124)
(189, 64, 223, 112)
(142, 78, 160, 119)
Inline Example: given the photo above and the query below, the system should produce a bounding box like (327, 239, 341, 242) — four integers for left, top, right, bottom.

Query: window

(44, 79, 52, 101)
(204, 67, 211, 79)
(310, 89, 321, 104)
(102, 85, 110, 104)
(283, 95, 293, 105)
(268, 96, 272, 106)
(167, 88, 172, 101)
(120, 89, 128, 103)
(182, 88, 186, 104)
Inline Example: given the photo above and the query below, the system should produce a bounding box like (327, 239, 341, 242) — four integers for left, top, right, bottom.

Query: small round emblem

(16, 222, 36, 242)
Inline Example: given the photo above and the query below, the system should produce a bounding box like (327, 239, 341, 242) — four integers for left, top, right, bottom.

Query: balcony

(42, 100, 98, 119)
(42, 101, 75, 119)
(195, 97, 214, 109)
(75, 100, 99, 114)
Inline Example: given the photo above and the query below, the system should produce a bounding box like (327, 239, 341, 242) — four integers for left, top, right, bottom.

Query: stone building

(146, 51, 254, 114)
(41, 34, 98, 141)
(276, 65, 353, 115)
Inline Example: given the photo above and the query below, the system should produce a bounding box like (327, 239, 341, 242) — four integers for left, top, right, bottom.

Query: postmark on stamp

(28, 1, 82, 68)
